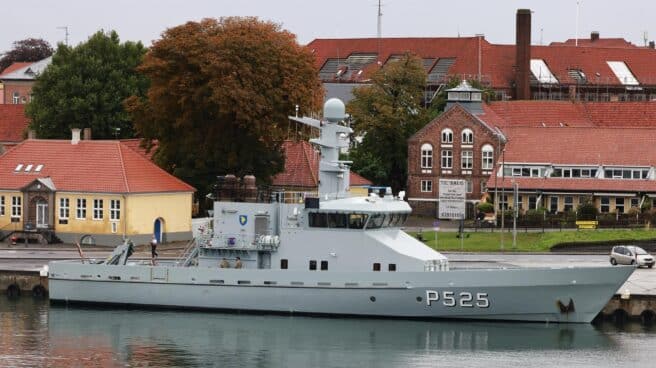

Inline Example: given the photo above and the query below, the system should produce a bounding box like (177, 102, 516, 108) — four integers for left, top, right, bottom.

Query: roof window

(607, 61, 639, 85)
(24, 164, 33, 172)
(35, 164, 43, 172)
(14, 164, 23, 172)
(530, 59, 558, 84)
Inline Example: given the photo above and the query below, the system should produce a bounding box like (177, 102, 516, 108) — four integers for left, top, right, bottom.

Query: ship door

(258, 252, 272, 269)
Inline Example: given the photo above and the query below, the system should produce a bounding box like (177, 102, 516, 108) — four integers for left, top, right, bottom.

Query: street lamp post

(512, 180, 518, 250)
(501, 149, 505, 251)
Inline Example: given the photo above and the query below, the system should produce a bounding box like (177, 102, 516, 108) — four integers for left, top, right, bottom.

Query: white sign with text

(438, 179, 466, 220)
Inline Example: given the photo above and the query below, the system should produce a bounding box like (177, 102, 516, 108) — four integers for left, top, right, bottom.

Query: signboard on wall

(438, 179, 466, 220)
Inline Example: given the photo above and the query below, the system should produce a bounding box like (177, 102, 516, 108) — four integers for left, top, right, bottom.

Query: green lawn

(408, 229, 656, 252)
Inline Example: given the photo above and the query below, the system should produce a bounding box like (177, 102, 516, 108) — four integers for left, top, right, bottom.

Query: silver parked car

(610, 245, 654, 268)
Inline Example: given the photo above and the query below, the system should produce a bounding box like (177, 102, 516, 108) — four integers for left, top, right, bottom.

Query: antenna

(540, 28, 544, 45)
(643, 31, 649, 46)
(57, 26, 69, 46)
(575, 1, 581, 47)
(377, 0, 382, 39)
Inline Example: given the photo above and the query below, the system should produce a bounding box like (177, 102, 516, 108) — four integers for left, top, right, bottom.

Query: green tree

(125, 17, 322, 206)
(0, 38, 53, 72)
(26, 31, 148, 139)
(347, 54, 429, 192)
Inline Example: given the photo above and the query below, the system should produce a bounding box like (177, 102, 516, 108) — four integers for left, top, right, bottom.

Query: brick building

(0, 57, 51, 104)
(407, 81, 656, 218)
(309, 9, 656, 104)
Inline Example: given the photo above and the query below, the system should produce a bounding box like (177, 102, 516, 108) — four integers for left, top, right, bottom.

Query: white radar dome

(323, 98, 346, 122)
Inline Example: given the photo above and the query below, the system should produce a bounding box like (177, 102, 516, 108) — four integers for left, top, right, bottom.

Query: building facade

(0, 130, 194, 245)
(0, 57, 51, 104)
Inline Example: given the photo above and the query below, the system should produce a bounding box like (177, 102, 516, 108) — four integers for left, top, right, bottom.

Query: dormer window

(441, 128, 453, 144)
(461, 129, 473, 144)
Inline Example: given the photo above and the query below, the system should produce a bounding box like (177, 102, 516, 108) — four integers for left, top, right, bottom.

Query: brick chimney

(71, 128, 81, 145)
(591, 31, 600, 42)
(650, 41, 655, 49)
(515, 9, 531, 100)
(83, 128, 92, 140)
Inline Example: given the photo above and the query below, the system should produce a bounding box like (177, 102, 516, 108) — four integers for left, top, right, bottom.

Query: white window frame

(461, 129, 473, 144)
(76, 198, 87, 220)
(93, 199, 104, 220)
(0, 196, 4, 216)
(420, 143, 433, 169)
(11, 196, 21, 218)
(110, 199, 121, 221)
(466, 179, 472, 193)
(59, 198, 69, 219)
(461, 150, 473, 170)
(441, 128, 453, 144)
(12, 91, 20, 104)
(481, 145, 494, 170)
(441, 150, 453, 169)
(420, 180, 432, 193)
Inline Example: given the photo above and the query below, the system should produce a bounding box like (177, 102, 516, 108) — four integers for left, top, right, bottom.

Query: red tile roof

(309, 37, 656, 88)
(477, 100, 656, 129)
(120, 138, 157, 160)
(0, 104, 29, 142)
(481, 101, 594, 127)
(272, 140, 372, 188)
(549, 38, 637, 48)
(0, 140, 195, 193)
(500, 126, 656, 166)
(0, 62, 32, 76)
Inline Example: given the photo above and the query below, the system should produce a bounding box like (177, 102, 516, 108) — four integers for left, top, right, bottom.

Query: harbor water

(2, 297, 656, 368)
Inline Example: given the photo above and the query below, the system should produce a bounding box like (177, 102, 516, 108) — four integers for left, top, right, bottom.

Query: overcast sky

(2, 0, 655, 53)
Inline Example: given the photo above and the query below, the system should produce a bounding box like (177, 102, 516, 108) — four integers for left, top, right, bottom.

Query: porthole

(370, 296, 376, 302)
(416, 296, 423, 302)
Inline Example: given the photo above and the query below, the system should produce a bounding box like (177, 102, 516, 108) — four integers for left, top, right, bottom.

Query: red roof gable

(0, 62, 32, 76)
(272, 140, 372, 188)
(0, 104, 29, 142)
(0, 140, 195, 193)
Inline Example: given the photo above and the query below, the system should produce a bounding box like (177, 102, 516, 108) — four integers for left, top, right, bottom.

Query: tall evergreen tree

(26, 31, 148, 139)
(347, 54, 429, 192)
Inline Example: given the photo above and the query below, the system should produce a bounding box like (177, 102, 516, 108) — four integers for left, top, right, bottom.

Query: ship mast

(289, 98, 353, 199)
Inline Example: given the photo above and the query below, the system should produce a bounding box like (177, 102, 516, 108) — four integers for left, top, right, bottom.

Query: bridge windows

(309, 212, 408, 229)
(309, 260, 317, 271)
(280, 259, 288, 269)
(373, 263, 381, 271)
(321, 261, 328, 270)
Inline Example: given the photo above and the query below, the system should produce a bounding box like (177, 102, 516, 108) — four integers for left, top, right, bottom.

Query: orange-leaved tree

(126, 17, 322, 208)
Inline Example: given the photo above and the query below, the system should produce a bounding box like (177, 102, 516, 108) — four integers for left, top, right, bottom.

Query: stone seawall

(0, 270, 48, 297)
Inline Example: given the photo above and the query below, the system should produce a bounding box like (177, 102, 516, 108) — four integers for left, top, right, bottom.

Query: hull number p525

(426, 290, 490, 308)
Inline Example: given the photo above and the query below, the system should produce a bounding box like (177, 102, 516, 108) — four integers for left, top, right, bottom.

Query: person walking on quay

(150, 235, 158, 261)
(234, 256, 243, 269)
(220, 258, 230, 268)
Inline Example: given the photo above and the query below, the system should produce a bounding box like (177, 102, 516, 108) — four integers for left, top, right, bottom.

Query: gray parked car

(609, 245, 654, 268)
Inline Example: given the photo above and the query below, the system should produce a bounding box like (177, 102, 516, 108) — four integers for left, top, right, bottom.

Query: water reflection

(1, 297, 653, 368)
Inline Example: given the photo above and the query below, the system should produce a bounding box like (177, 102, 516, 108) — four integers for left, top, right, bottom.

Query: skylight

(14, 164, 23, 172)
(607, 61, 639, 85)
(35, 164, 43, 172)
(24, 164, 33, 172)
(530, 59, 558, 84)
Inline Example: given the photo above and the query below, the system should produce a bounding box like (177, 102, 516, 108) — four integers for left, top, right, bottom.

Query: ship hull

(48, 262, 633, 323)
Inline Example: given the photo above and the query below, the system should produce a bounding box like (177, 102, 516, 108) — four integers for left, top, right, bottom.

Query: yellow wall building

(0, 132, 194, 245)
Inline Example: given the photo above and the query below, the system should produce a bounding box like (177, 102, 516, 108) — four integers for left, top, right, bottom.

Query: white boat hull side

(48, 263, 633, 323)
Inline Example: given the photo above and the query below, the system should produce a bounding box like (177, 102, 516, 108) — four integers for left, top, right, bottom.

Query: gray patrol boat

(49, 99, 634, 323)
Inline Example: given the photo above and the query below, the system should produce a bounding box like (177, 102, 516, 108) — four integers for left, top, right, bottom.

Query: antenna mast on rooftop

(575, 1, 581, 47)
(377, 0, 383, 39)
(57, 26, 69, 46)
